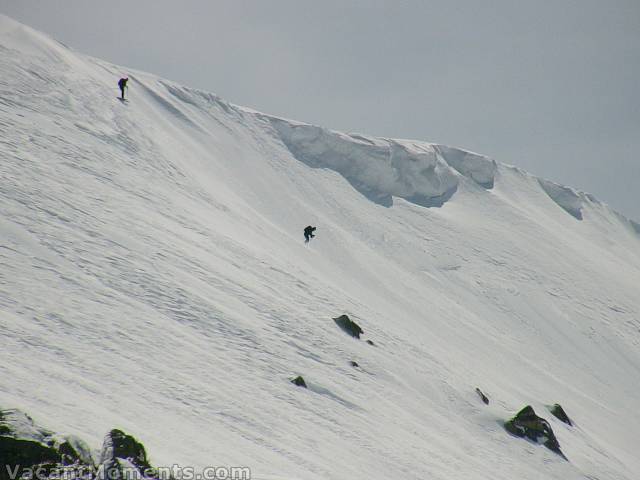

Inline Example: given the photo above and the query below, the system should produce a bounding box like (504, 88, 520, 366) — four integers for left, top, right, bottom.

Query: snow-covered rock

(95, 430, 156, 480)
(504, 406, 565, 458)
(0, 409, 93, 480)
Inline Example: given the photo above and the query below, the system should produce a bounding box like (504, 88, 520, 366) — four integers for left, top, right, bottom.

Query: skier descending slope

(304, 225, 316, 244)
(118, 77, 128, 101)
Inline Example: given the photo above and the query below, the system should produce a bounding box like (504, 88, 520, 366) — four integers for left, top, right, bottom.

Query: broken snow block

(475, 388, 489, 405)
(549, 404, 572, 426)
(333, 315, 363, 339)
(504, 406, 566, 459)
(349, 361, 359, 368)
(366, 339, 375, 346)
(291, 376, 307, 388)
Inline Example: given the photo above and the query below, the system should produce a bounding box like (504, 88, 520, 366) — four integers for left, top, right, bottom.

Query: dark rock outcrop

(0, 409, 94, 480)
(95, 429, 158, 480)
(475, 388, 489, 405)
(291, 376, 307, 388)
(349, 361, 359, 368)
(549, 404, 572, 426)
(333, 315, 363, 339)
(366, 340, 375, 346)
(56, 436, 93, 467)
(504, 406, 566, 459)
(1, 408, 168, 480)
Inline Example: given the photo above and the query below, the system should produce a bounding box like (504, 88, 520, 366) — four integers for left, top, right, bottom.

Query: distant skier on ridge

(118, 77, 128, 100)
(304, 225, 316, 244)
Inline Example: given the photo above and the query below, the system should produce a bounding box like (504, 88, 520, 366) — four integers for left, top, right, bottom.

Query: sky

(2, 0, 638, 220)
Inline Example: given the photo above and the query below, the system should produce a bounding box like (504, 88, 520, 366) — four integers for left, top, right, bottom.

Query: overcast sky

(2, 0, 638, 219)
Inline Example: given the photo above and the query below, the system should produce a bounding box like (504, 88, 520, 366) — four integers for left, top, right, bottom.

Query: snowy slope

(1, 14, 640, 480)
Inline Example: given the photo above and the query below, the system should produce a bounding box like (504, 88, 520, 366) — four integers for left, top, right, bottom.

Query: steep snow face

(2, 14, 640, 480)
(433, 144, 497, 188)
(268, 117, 497, 207)
(538, 179, 592, 220)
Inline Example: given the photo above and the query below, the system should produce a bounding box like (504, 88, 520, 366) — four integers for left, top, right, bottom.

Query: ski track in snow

(1, 14, 640, 480)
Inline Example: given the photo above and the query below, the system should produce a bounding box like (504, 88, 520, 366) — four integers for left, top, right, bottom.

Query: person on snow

(118, 77, 128, 100)
(304, 225, 316, 243)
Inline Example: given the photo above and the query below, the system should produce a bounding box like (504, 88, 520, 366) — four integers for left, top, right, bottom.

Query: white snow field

(1, 14, 640, 480)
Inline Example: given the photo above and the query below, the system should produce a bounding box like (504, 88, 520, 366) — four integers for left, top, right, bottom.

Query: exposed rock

(0, 408, 170, 480)
(0, 436, 58, 480)
(349, 361, 359, 368)
(96, 429, 157, 480)
(57, 435, 94, 466)
(549, 404, 572, 426)
(366, 340, 375, 346)
(291, 376, 307, 388)
(333, 315, 363, 339)
(475, 388, 489, 405)
(504, 406, 566, 459)
(0, 409, 94, 480)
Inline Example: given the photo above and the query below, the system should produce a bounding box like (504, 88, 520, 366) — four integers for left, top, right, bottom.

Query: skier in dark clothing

(304, 226, 316, 243)
(118, 77, 128, 100)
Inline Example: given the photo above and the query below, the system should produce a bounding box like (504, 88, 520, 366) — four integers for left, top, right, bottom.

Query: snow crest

(268, 117, 496, 207)
(537, 179, 596, 220)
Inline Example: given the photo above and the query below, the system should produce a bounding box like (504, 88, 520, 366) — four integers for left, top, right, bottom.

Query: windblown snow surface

(1, 14, 640, 480)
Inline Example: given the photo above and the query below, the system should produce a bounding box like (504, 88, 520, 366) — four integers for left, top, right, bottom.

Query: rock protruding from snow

(268, 118, 495, 208)
(0, 408, 170, 480)
(0, 408, 94, 480)
(549, 404, 573, 426)
(475, 388, 489, 405)
(333, 315, 364, 339)
(96, 429, 156, 480)
(504, 406, 565, 458)
(291, 376, 308, 388)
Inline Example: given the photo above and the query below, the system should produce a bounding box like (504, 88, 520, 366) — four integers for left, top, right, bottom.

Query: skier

(118, 77, 128, 100)
(304, 225, 316, 243)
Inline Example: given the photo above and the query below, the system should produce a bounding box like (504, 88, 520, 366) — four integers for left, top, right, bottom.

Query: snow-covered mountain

(1, 14, 640, 480)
